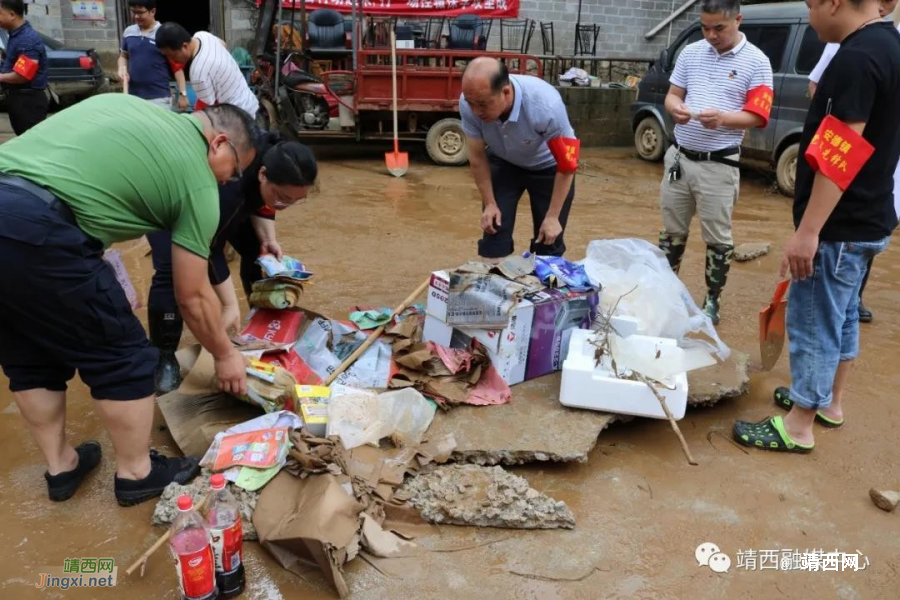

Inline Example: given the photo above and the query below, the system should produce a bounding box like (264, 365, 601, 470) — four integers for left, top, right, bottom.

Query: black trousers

(0, 184, 156, 400)
(478, 155, 576, 259)
(6, 88, 49, 136)
(147, 219, 261, 314)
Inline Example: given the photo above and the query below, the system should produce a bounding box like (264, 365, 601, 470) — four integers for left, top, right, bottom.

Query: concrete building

(24, 0, 259, 65)
(23, 0, 701, 65)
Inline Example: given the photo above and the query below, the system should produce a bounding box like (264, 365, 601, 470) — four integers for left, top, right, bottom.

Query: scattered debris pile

(151, 469, 260, 540)
(397, 464, 575, 530)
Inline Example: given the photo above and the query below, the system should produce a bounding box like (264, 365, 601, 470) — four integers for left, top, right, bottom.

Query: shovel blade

(759, 281, 789, 371)
(385, 151, 409, 178)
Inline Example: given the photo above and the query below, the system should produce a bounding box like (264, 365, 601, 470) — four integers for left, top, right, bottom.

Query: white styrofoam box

(559, 329, 688, 420)
(426, 270, 450, 322)
(423, 302, 534, 385)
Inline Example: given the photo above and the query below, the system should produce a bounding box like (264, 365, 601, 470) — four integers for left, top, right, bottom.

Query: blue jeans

(787, 238, 890, 410)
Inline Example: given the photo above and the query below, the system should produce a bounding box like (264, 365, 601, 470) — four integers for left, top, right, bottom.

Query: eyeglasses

(131, 9, 149, 17)
(225, 139, 243, 182)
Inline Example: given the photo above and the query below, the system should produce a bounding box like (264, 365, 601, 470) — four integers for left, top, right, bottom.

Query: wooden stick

(635, 373, 698, 466)
(126, 495, 210, 577)
(323, 278, 430, 387)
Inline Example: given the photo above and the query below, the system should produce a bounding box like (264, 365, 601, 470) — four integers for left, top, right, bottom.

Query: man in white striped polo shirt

(658, 0, 774, 325)
(156, 22, 259, 119)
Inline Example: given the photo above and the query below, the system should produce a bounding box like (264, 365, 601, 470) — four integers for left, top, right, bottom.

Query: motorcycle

(252, 52, 352, 133)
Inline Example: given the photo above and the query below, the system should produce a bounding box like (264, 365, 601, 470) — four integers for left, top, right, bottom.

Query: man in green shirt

(0, 94, 256, 506)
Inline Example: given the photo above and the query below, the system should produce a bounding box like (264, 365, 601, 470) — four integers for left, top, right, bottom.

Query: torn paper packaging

(293, 317, 393, 388)
(426, 270, 529, 329)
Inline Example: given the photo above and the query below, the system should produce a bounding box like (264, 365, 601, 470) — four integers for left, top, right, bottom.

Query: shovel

(385, 31, 408, 177)
(759, 279, 790, 371)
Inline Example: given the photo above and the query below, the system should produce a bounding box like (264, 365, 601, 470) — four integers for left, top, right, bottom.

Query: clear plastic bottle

(169, 494, 218, 600)
(207, 474, 245, 599)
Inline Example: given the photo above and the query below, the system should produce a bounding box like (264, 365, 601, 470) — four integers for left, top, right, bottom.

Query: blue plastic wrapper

(529, 254, 595, 292)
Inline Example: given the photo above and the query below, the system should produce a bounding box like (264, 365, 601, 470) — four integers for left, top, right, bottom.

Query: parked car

(630, 1, 827, 196)
(0, 29, 108, 109)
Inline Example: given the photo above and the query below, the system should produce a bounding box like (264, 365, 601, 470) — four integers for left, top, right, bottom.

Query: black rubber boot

(149, 310, 183, 395)
(659, 232, 689, 275)
(114, 450, 201, 507)
(703, 244, 735, 326)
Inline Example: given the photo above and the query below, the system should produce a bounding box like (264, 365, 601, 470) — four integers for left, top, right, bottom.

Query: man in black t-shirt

(734, 0, 900, 454)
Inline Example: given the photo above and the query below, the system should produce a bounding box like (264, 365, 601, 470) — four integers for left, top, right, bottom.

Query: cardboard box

(422, 302, 534, 385)
(525, 288, 600, 381)
(426, 270, 451, 322)
(300, 403, 329, 437)
(484, 304, 533, 385)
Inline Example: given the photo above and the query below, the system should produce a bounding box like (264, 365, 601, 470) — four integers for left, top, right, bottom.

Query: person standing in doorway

(657, 0, 774, 325)
(805, 0, 900, 324)
(0, 0, 48, 135)
(118, 0, 189, 111)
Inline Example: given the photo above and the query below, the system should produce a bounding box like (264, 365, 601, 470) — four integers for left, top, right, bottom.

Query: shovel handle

(771, 279, 790, 304)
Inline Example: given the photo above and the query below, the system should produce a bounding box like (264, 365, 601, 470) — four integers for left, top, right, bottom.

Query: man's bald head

(462, 57, 513, 122)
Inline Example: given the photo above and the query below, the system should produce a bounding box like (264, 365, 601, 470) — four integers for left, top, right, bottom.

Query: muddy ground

(1, 140, 898, 600)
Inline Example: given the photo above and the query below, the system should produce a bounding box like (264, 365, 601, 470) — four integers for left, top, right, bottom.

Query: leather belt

(674, 143, 742, 168)
(0, 172, 78, 225)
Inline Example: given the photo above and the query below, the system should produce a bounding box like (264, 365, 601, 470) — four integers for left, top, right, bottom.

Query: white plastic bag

(327, 388, 435, 450)
(581, 238, 730, 360)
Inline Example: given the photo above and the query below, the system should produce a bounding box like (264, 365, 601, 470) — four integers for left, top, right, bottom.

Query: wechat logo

(696, 542, 731, 574)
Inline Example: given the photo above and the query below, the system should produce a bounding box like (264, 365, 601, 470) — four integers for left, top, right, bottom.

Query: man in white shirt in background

(807, 0, 899, 323)
(155, 22, 259, 119)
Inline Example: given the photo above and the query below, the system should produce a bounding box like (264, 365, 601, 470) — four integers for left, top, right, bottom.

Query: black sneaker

(114, 450, 201, 507)
(45, 441, 102, 502)
(858, 302, 873, 323)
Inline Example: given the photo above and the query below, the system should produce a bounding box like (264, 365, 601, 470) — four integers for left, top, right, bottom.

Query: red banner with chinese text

(257, 0, 519, 18)
(804, 115, 874, 192)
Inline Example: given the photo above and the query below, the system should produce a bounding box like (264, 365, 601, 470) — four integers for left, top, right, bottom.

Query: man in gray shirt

(460, 57, 579, 261)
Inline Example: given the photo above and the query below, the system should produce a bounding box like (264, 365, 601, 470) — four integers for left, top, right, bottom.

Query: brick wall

(518, 0, 702, 59)
(25, 0, 64, 40)
(558, 86, 636, 147)
(225, 0, 258, 51)
(60, 0, 121, 52)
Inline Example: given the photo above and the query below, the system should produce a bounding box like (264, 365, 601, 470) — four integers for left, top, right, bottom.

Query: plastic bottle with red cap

(169, 494, 218, 600)
(207, 474, 245, 598)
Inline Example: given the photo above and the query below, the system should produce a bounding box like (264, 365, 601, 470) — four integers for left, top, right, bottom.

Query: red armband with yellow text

(804, 114, 874, 192)
(167, 59, 185, 73)
(257, 206, 276, 219)
(547, 136, 580, 174)
(194, 98, 209, 111)
(743, 85, 774, 127)
(13, 55, 39, 81)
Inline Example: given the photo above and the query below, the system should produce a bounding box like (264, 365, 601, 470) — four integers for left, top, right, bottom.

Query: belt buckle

(702, 151, 711, 161)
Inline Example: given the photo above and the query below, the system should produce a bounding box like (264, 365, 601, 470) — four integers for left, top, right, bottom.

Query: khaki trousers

(659, 145, 740, 246)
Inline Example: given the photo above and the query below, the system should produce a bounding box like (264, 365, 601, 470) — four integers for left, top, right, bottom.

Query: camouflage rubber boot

(658, 232, 689, 275)
(704, 244, 735, 326)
